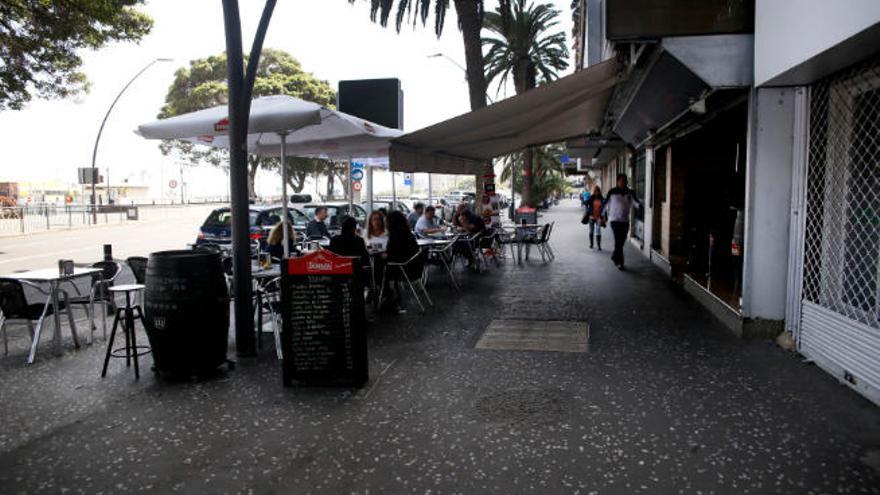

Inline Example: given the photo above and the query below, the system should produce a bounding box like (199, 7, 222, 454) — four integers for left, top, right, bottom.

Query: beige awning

(390, 59, 620, 174)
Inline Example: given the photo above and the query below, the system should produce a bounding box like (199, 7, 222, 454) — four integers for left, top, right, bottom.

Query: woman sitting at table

(266, 221, 296, 260)
(363, 210, 389, 251)
(329, 216, 371, 285)
(382, 210, 420, 312)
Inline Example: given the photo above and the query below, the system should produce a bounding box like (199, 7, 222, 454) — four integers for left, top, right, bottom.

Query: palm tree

(482, 0, 569, 206)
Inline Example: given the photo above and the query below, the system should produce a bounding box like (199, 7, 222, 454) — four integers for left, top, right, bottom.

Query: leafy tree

(499, 144, 566, 204)
(0, 0, 153, 110)
(158, 49, 336, 198)
(482, 0, 568, 206)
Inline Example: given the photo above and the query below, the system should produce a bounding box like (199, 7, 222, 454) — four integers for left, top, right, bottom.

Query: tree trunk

(522, 147, 535, 207)
(247, 156, 259, 199)
(325, 163, 335, 199)
(453, 0, 495, 209)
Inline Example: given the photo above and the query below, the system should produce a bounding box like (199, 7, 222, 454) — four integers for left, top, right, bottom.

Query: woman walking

(584, 185, 605, 250)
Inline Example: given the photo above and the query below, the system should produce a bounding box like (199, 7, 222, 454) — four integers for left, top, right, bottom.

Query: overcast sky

(0, 0, 574, 198)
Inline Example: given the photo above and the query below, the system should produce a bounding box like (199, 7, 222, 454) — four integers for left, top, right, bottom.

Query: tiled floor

(0, 200, 878, 494)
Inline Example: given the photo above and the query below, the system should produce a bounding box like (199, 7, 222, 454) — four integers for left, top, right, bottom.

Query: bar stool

(101, 284, 151, 379)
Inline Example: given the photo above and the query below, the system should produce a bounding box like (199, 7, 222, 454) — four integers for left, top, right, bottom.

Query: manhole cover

(476, 319, 588, 353)
(473, 387, 568, 425)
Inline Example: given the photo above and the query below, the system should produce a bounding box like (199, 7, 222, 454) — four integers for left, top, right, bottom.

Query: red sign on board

(213, 117, 229, 132)
(287, 250, 354, 276)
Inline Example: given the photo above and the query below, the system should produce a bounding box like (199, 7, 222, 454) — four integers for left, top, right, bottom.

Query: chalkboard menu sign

(281, 251, 368, 387)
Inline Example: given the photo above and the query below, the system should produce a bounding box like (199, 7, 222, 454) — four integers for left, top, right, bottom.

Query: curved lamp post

(90, 57, 172, 223)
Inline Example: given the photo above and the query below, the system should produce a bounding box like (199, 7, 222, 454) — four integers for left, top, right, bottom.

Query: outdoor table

(7, 266, 101, 363)
(498, 224, 542, 264)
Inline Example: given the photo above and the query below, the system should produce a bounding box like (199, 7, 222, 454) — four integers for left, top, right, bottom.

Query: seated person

(452, 203, 471, 229)
(363, 210, 389, 251)
(266, 221, 296, 260)
(454, 210, 485, 269)
(305, 206, 331, 239)
(415, 205, 445, 236)
(382, 210, 420, 311)
(329, 216, 371, 282)
(407, 203, 424, 230)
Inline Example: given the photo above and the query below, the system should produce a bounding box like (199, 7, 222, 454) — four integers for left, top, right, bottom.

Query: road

(0, 204, 217, 273)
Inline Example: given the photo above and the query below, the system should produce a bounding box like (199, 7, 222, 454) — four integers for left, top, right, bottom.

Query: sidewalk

(0, 200, 878, 494)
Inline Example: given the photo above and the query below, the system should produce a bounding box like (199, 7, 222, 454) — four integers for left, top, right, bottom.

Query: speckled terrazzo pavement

(1, 200, 879, 494)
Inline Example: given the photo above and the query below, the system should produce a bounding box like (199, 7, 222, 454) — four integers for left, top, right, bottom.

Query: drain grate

(476, 319, 589, 353)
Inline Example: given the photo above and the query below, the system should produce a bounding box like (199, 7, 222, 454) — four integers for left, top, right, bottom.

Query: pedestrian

(583, 185, 605, 250)
(604, 174, 640, 270)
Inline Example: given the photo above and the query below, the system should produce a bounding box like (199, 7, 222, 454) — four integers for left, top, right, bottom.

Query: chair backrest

(91, 261, 121, 283)
(538, 223, 551, 242)
(126, 257, 147, 284)
(0, 278, 28, 316)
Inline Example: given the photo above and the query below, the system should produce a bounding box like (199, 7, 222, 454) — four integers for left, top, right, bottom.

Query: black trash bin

(144, 250, 229, 376)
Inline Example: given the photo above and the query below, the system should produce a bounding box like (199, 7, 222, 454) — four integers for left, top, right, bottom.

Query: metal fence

(0, 205, 129, 235)
(802, 54, 880, 329)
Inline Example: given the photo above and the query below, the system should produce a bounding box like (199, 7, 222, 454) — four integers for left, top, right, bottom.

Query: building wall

(741, 88, 796, 321)
(755, 0, 880, 86)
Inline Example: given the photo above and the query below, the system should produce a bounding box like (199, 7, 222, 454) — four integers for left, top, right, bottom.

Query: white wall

(755, 0, 880, 86)
(742, 88, 795, 321)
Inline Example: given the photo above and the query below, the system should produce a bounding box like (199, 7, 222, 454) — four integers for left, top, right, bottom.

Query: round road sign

(169, 179, 178, 189)
(352, 182, 363, 191)
(351, 169, 365, 181)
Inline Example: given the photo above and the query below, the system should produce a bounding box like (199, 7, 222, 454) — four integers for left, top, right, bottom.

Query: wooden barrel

(144, 250, 229, 375)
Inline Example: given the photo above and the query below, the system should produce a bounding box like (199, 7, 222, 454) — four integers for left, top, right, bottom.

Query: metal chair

(257, 276, 283, 360)
(426, 237, 460, 290)
(520, 224, 553, 263)
(380, 250, 432, 313)
(65, 261, 122, 343)
(0, 278, 74, 360)
(126, 257, 147, 284)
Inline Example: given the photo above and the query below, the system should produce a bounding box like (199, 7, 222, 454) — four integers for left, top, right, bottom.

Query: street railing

(0, 201, 228, 236)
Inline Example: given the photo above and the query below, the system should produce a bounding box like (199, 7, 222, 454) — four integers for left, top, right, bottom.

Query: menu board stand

(281, 251, 368, 387)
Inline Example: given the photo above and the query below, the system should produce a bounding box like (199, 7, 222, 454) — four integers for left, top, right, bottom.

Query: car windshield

(203, 209, 258, 228)
(256, 207, 309, 227)
(303, 206, 339, 220)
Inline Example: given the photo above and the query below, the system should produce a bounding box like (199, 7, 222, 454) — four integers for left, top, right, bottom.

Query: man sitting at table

(306, 206, 330, 239)
(407, 203, 424, 230)
(415, 205, 445, 236)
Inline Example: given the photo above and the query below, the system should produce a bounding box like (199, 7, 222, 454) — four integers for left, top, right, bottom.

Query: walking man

(604, 174, 640, 270)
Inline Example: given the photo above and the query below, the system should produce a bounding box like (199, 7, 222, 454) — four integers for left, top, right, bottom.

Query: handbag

(580, 212, 589, 225)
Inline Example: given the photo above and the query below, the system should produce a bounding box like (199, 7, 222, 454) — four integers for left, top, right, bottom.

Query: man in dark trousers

(603, 174, 641, 270)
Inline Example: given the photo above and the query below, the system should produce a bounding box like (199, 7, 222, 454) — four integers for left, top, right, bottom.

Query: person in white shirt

(603, 174, 641, 270)
(415, 206, 445, 236)
(364, 210, 389, 250)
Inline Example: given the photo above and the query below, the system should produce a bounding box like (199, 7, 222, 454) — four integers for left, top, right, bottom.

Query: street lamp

(427, 53, 494, 104)
(90, 57, 172, 223)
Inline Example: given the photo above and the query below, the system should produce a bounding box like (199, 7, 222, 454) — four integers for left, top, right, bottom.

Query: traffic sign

(351, 169, 364, 181)
(403, 173, 412, 186)
(352, 182, 363, 191)
(351, 162, 364, 169)
(169, 179, 178, 189)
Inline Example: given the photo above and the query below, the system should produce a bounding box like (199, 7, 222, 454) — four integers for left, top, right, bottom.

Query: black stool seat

(101, 284, 150, 380)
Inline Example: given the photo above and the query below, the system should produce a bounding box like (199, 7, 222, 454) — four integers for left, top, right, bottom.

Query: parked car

(195, 205, 308, 248)
(301, 202, 368, 230)
(362, 200, 411, 215)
